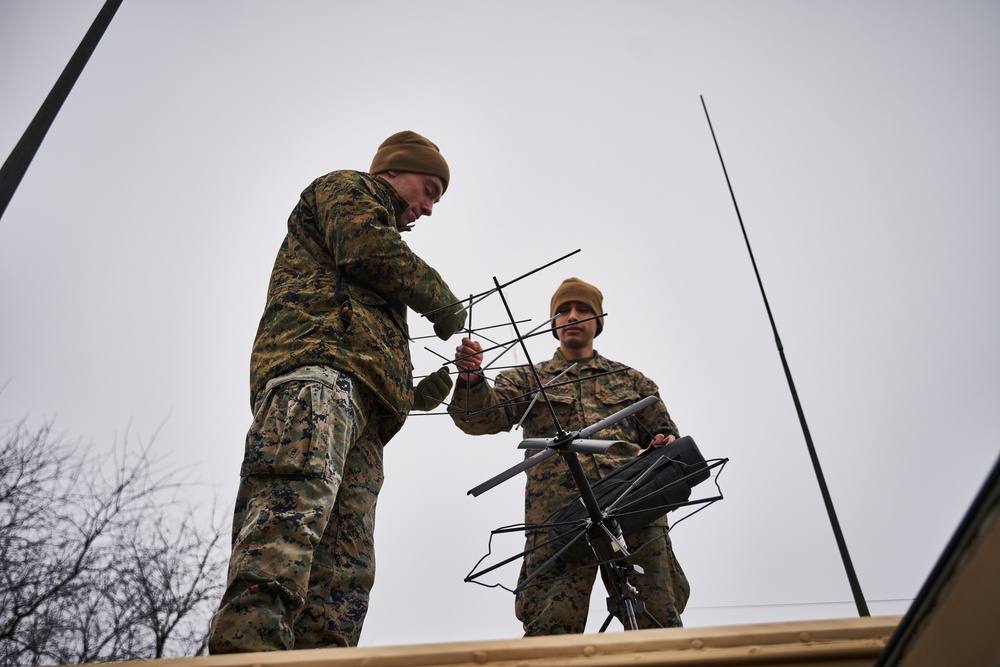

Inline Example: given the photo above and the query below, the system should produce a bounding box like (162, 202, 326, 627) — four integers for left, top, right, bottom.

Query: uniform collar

(373, 174, 414, 232)
(548, 348, 610, 374)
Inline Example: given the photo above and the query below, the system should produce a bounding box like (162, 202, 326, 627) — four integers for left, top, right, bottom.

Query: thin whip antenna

(0, 0, 124, 221)
(701, 95, 870, 617)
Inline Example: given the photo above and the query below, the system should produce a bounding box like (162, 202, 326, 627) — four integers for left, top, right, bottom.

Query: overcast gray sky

(2, 0, 998, 648)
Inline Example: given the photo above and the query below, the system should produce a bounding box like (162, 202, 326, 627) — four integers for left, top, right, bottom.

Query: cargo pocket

(595, 377, 641, 409)
(241, 380, 332, 479)
(520, 390, 575, 436)
(594, 379, 645, 460)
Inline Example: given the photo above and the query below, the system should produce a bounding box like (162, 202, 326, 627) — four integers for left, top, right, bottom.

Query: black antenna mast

(701, 95, 870, 617)
(0, 0, 124, 221)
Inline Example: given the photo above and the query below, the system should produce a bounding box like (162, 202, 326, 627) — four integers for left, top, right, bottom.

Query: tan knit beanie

(550, 277, 604, 339)
(369, 130, 450, 192)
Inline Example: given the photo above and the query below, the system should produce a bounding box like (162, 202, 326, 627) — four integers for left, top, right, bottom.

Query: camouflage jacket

(250, 170, 460, 443)
(448, 350, 679, 528)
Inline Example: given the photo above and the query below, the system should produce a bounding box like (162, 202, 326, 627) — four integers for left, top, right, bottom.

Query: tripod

(599, 560, 660, 632)
(454, 267, 724, 632)
(555, 444, 669, 632)
(559, 444, 659, 631)
(468, 405, 719, 631)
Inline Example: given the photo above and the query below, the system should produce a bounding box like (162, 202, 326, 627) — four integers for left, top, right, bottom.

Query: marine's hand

(640, 433, 676, 453)
(412, 367, 453, 411)
(455, 337, 484, 383)
(433, 305, 467, 340)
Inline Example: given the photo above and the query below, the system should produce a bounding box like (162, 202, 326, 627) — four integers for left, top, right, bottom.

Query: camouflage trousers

(209, 366, 383, 652)
(514, 518, 689, 635)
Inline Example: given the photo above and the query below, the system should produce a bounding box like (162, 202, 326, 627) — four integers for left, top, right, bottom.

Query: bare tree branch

(0, 414, 226, 665)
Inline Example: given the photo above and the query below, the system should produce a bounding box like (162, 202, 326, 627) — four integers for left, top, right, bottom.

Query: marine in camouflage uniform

(448, 277, 689, 635)
(210, 131, 465, 652)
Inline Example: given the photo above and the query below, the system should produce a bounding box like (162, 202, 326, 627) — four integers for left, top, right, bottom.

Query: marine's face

(554, 301, 598, 350)
(380, 171, 444, 226)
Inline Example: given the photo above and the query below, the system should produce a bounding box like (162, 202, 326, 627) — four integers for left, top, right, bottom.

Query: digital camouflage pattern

(210, 367, 382, 651)
(212, 168, 461, 653)
(250, 170, 462, 443)
(513, 521, 690, 634)
(448, 350, 690, 633)
(449, 350, 680, 526)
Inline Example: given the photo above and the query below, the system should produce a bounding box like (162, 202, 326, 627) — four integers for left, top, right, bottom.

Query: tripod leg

(601, 563, 641, 630)
(601, 561, 675, 631)
(621, 594, 639, 630)
(641, 607, 664, 629)
(598, 613, 614, 633)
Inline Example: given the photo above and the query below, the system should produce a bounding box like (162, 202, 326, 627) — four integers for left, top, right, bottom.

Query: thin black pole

(700, 95, 870, 617)
(0, 0, 124, 221)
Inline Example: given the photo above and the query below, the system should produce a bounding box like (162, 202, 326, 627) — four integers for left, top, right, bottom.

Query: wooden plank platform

(117, 616, 901, 667)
